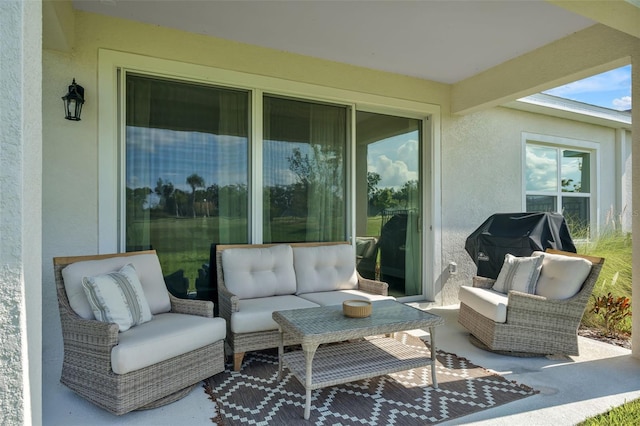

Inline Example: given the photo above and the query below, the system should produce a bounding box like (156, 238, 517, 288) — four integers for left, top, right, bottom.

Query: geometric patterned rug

(204, 333, 537, 425)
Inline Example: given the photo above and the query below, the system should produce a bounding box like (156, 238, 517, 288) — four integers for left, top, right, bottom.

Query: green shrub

(577, 228, 632, 336)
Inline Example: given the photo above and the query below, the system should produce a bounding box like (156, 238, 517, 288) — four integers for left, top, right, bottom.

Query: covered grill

(465, 212, 576, 279)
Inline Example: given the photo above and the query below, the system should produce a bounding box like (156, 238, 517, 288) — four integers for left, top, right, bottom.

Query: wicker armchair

(458, 249, 604, 356)
(53, 251, 226, 415)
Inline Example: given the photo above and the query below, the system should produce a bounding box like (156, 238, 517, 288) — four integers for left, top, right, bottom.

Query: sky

(543, 65, 632, 111)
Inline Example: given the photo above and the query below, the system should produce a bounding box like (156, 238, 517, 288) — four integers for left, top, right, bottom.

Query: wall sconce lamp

(62, 79, 85, 121)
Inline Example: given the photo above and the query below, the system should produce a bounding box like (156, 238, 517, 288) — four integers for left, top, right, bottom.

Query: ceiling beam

(451, 24, 635, 115)
(547, 0, 640, 39)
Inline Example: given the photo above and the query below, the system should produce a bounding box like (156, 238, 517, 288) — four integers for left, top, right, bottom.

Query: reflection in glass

(263, 96, 347, 243)
(125, 74, 250, 296)
(562, 150, 590, 193)
(526, 195, 556, 212)
(526, 145, 557, 192)
(355, 111, 422, 298)
(562, 197, 590, 238)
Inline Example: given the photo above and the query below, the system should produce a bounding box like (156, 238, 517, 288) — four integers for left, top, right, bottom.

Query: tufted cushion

(82, 263, 153, 332)
(492, 253, 544, 295)
(221, 244, 296, 299)
(532, 251, 592, 300)
(62, 253, 171, 320)
(293, 244, 358, 295)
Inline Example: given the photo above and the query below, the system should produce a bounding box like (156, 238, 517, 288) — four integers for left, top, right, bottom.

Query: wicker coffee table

(272, 300, 444, 420)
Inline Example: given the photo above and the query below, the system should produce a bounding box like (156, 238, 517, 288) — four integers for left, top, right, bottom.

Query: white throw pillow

(532, 251, 592, 300)
(82, 263, 153, 332)
(492, 253, 544, 295)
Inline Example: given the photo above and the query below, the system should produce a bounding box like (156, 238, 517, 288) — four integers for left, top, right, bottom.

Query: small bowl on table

(342, 300, 372, 318)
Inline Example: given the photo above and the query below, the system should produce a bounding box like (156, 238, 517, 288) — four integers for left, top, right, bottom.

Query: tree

(186, 173, 205, 217)
(154, 178, 175, 215)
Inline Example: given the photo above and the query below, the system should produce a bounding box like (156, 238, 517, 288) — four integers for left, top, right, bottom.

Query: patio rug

(203, 333, 537, 425)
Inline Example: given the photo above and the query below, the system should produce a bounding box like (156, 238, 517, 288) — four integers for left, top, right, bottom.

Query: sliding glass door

(125, 74, 250, 293)
(263, 96, 348, 242)
(355, 111, 423, 297)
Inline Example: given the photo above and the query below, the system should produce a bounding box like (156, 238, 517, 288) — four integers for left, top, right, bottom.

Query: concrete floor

(43, 304, 640, 426)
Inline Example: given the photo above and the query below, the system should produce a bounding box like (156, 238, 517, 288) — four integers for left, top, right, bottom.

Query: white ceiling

(73, 0, 595, 84)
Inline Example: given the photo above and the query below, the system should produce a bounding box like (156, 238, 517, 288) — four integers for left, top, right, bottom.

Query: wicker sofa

(458, 249, 604, 356)
(215, 241, 393, 371)
(53, 250, 227, 415)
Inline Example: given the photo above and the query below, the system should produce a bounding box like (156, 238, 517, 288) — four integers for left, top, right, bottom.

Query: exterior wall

(1, 0, 43, 424)
(438, 107, 627, 304)
(41, 9, 449, 376)
(41, 10, 634, 377)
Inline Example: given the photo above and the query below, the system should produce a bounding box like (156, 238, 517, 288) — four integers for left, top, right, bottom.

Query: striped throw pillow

(82, 263, 153, 332)
(492, 253, 544, 295)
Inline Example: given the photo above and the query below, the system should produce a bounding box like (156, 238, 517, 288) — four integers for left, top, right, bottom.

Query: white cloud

(525, 148, 556, 192)
(544, 66, 631, 97)
(612, 96, 632, 111)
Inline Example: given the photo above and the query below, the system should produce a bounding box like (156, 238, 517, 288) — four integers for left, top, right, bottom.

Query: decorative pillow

(492, 253, 544, 295)
(532, 251, 592, 300)
(82, 263, 153, 332)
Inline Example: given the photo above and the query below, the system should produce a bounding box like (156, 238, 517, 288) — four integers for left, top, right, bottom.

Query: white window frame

(521, 132, 600, 237)
(97, 48, 442, 301)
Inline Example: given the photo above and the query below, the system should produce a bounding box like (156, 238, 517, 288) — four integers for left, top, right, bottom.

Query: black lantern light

(62, 79, 85, 121)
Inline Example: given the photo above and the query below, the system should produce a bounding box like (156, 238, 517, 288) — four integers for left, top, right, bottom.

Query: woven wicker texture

(215, 242, 390, 370)
(53, 251, 226, 415)
(458, 249, 604, 356)
(273, 300, 444, 419)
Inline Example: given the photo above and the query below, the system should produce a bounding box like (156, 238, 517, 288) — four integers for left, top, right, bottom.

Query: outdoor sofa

(458, 248, 604, 356)
(215, 241, 394, 370)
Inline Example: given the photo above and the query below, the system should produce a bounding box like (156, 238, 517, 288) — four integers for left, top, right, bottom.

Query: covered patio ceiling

(66, 0, 639, 114)
(73, 0, 596, 84)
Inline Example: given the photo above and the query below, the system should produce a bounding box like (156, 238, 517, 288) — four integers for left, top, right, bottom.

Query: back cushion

(533, 251, 592, 300)
(61, 253, 171, 319)
(294, 244, 358, 295)
(221, 244, 296, 299)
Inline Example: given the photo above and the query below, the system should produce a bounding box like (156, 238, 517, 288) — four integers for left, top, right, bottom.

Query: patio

(43, 303, 639, 426)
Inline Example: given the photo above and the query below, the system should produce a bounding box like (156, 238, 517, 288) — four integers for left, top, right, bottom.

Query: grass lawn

(577, 398, 640, 425)
(577, 231, 632, 337)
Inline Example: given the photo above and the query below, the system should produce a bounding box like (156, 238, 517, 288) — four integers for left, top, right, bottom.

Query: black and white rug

(204, 334, 537, 425)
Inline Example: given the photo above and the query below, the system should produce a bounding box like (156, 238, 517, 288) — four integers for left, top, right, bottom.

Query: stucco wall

(1, 0, 42, 424)
(41, 10, 631, 376)
(41, 10, 450, 366)
(438, 106, 627, 303)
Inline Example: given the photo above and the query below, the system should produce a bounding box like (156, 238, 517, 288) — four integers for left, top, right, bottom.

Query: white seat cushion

(298, 290, 395, 306)
(222, 244, 296, 299)
(532, 251, 592, 300)
(293, 244, 358, 295)
(111, 313, 226, 374)
(459, 286, 509, 323)
(62, 253, 171, 319)
(230, 295, 319, 334)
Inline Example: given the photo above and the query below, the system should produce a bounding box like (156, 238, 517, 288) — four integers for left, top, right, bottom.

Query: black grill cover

(465, 212, 576, 279)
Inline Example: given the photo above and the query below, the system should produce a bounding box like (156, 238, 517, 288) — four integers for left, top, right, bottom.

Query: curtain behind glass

(125, 74, 249, 294)
(263, 96, 347, 242)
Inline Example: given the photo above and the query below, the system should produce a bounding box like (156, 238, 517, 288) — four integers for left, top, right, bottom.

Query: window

(263, 96, 348, 242)
(124, 75, 350, 292)
(525, 143, 593, 238)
